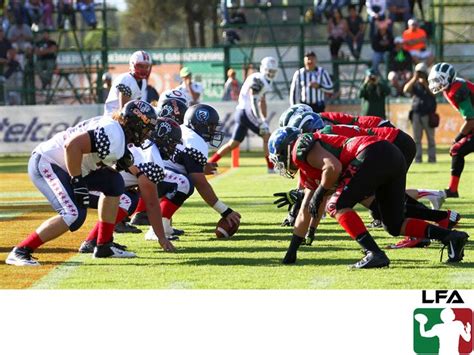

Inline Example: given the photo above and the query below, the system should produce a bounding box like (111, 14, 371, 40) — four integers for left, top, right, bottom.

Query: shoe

(114, 221, 142, 234)
(130, 211, 150, 225)
(144, 228, 179, 241)
(441, 231, 469, 263)
(427, 190, 446, 210)
(172, 228, 185, 236)
(111, 242, 128, 251)
(350, 250, 390, 269)
(78, 240, 96, 253)
(444, 189, 459, 198)
(367, 219, 383, 228)
(387, 237, 431, 249)
(5, 247, 40, 266)
(268, 168, 276, 174)
(93, 243, 136, 258)
(437, 210, 461, 230)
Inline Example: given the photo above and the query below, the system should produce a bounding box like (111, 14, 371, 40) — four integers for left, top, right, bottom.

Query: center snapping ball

(215, 218, 239, 239)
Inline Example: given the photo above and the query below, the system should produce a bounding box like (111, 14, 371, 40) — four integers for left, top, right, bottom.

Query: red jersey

(320, 124, 399, 143)
(321, 112, 389, 128)
(443, 78, 474, 120)
(292, 132, 383, 189)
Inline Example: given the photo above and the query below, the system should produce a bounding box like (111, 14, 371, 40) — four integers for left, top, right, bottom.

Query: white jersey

(121, 143, 165, 187)
(34, 116, 126, 177)
(164, 125, 208, 175)
(236, 72, 272, 124)
(104, 72, 147, 115)
(176, 82, 203, 105)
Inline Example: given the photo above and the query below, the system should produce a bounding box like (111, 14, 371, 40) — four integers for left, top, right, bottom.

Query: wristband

(221, 208, 234, 218)
(213, 200, 228, 214)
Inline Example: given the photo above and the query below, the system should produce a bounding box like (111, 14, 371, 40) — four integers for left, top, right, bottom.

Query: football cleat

(78, 240, 96, 253)
(427, 191, 446, 210)
(114, 221, 142, 234)
(130, 211, 150, 226)
(93, 243, 136, 258)
(366, 219, 383, 229)
(144, 228, 179, 241)
(437, 210, 461, 230)
(172, 228, 185, 236)
(440, 230, 469, 263)
(387, 237, 431, 249)
(350, 251, 390, 269)
(444, 189, 459, 198)
(5, 247, 40, 266)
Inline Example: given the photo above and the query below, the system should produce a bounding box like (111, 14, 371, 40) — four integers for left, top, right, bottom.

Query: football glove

(71, 175, 89, 208)
(273, 189, 303, 210)
(259, 121, 270, 136)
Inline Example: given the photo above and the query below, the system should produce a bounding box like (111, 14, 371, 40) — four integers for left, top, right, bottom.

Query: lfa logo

(414, 291, 473, 355)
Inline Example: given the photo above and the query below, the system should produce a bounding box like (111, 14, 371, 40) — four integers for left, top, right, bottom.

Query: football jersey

(176, 82, 204, 104)
(321, 112, 389, 128)
(104, 72, 147, 116)
(236, 72, 272, 124)
(121, 143, 165, 188)
(320, 125, 399, 143)
(164, 125, 208, 175)
(292, 132, 382, 189)
(443, 78, 474, 120)
(34, 116, 126, 177)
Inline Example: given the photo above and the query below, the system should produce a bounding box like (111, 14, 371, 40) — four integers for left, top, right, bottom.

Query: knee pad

(99, 171, 125, 196)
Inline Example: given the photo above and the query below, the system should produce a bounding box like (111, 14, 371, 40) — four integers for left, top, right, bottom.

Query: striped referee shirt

(289, 66, 334, 106)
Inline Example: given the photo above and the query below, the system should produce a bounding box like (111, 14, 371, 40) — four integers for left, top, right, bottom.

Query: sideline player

(268, 127, 469, 268)
(104, 50, 152, 116)
(428, 62, 474, 198)
(5, 100, 158, 266)
(209, 57, 279, 172)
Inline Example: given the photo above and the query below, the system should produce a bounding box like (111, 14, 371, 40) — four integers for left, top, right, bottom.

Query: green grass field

(0, 149, 473, 289)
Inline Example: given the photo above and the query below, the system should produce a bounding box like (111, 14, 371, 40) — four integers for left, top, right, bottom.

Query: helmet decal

(196, 108, 209, 123)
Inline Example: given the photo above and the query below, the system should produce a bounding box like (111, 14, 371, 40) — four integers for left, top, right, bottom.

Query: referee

(289, 51, 334, 113)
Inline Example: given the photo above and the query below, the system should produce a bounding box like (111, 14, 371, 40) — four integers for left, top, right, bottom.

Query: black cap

(304, 51, 316, 58)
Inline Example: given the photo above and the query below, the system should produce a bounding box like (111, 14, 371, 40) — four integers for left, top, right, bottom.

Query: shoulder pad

(116, 83, 132, 97)
(319, 126, 333, 134)
(295, 133, 316, 162)
(454, 82, 471, 102)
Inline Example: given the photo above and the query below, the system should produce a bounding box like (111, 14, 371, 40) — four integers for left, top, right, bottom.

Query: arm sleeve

(289, 70, 299, 105)
(319, 70, 334, 93)
(181, 147, 208, 174)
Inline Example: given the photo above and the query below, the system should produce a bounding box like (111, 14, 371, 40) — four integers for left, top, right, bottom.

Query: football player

(104, 50, 152, 116)
(269, 127, 469, 268)
(78, 117, 182, 253)
(209, 57, 279, 173)
(5, 100, 157, 266)
(144, 104, 241, 241)
(428, 62, 474, 198)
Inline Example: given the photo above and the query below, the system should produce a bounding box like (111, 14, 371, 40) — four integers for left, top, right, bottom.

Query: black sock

(426, 224, 451, 241)
(405, 205, 448, 222)
(405, 194, 429, 209)
(356, 232, 382, 253)
(283, 235, 303, 264)
(368, 199, 381, 220)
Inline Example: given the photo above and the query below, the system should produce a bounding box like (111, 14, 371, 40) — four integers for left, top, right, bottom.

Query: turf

(0, 150, 473, 289)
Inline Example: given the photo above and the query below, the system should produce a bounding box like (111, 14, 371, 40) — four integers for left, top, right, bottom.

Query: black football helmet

(121, 100, 158, 147)
(184, 104, 224, 148)
(156, 98, 188, 125)
(149, 117, 182, 160)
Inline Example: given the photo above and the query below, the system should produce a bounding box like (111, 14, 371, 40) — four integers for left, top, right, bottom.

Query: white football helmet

(129, 50, 152, 80)
(157, 88, 190, 107)
(260, 56, 278, 81)
(428, 62, 456, 94)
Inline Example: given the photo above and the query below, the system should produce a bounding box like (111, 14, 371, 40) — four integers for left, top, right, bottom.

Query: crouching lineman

(78, 117, 182, 253)
(6, 100, 157, 266)
(268, 127, 469, 268)
(144, 104, 241, 240)
(209, 57, 279, 173)
(428, 62, 474, 198)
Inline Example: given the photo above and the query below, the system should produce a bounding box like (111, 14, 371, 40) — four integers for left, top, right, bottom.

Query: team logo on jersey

(196, 109, 209, 123)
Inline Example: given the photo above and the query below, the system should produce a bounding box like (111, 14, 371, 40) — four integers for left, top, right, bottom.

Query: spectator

(7, 19, 33, 56)
(409, 0, 424, 20)
(345, 4, 365, 60)
(76, 0, 96, 29)
(387, 36, 412, 96)
(359, 68, 390, 118)
(366, 0, 387, 38)
(327, 8, 347, 59)
(7, 0, 29, 26)
(314, 0, 349, 22)
(0, 27, 12, 71)
(370, 20, 393, 73)
(57, 0, 76, 30)
(403, 62, 437, 163)
(42, 0, 54, 30)
(220, 0, 230, 26)
(387, 0, 411, 26)
(176, 67, 203, 105)
(402, 18, 433, 66)
(289, 51, 334, 113)
(3, 47, 23, 105)
(222, 68, 241, 101)
(25, 0, 43, 30)
(34, 29, 57, 89)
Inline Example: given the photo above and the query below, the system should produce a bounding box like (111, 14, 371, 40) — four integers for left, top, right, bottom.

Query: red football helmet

(129, 50, 152, 80)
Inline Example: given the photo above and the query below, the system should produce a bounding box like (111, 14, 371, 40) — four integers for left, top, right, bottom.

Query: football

(215, 217, 239, 239)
